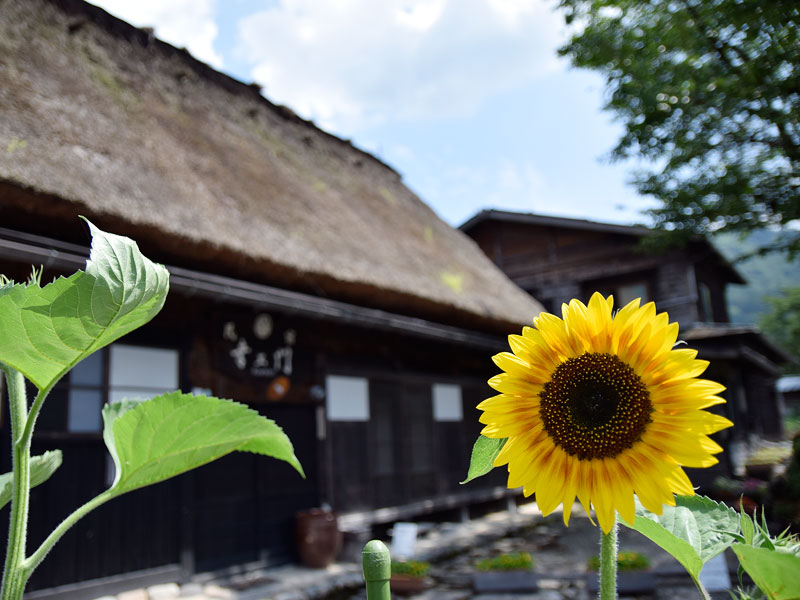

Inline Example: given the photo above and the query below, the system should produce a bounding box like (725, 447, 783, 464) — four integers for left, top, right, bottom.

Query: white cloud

(487, 160, 553, 213)
(237, 0, 565, 133)
(88, 0, 223, 68)
(404, 157, 554, 225)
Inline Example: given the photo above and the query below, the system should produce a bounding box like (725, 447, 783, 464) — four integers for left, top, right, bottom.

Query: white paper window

(326, 375, 369, 421)
(433, 384, 463, 421)
(67, 351, 104, 433)
(71, 351, 103, 385)
(618, 282, 649, 306)
(67, 389, 104, 432)
(109, 344, 179, 404)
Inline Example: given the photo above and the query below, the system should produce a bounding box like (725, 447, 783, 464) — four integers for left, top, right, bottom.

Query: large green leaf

(461, 435, 506, 484)
(622, 495, 740, 579)
(103, 392, 304, 497)
(0, 220, 169, 391)
(732, 544, 800, 599)
(0, 450, 63, 510)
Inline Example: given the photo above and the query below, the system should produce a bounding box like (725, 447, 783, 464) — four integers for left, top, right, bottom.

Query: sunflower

(478, 292, 732, 533)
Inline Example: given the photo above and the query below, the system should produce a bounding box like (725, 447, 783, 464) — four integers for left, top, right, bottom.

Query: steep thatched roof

(0, 0, 542, 333)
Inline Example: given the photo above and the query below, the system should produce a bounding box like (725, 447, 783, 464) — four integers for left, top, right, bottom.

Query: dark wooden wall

(466, 220, 737, 329)
(328, 380, 503, 512)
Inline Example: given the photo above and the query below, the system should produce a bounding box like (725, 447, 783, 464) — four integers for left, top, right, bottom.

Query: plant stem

(362, 540, 391, 600)
(20, 384, 53, 451)
(691, 575, 713, 600)
(24, 490, 115, 575)
(599, 519, 618, 600)
(0, 364, 31, 600)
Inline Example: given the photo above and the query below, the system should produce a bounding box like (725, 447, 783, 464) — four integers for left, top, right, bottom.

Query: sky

(87, 0, 659, 228)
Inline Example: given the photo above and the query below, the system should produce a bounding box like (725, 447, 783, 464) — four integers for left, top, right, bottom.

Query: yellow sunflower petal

(487, 373, 543, 396)
(608, 459, 636, 525)
(575, 466, 595, 523)
(507, 335, 558, 380)
(623, 450, 678, 513)
(492, 352, 533, 379)
(592, 461, 618, 533)
(476, 393, 536, 411)
(651, 378, 727, 409)
(586, 292, 614, 350)
(608, 298, 642, 354)
(535, 312, 582, 359)
(561, 455, 581, 526)
(649, 410, 733, 436)
(534, 449, 568, 515)
(644, 348, 708, 385)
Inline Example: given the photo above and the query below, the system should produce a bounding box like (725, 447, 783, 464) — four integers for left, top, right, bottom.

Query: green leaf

(0, 450, 63, 510)
(461, 435, 506, 484)
(623, 495, 740, 579)
(732, 544, 800, 600)
(740, 507, 755, 546)
(103, 392, 304, 498)
(0, 220, 169, 391)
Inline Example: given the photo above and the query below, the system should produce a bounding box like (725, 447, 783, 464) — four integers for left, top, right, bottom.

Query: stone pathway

(95, 503, 731, 600)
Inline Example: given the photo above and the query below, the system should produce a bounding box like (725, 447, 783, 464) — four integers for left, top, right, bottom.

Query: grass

(587, 550, 650, 572)
(391, 560, 430, 578)
(475, 551, 534, 572)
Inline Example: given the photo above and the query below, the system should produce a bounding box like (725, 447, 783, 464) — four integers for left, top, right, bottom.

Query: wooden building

(461, 209, 790, 483)
(778, 376, 800, 421)
(0, 1, 543, 595)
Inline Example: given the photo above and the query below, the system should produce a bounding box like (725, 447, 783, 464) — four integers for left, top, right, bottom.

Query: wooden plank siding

(328, 379, 503, 513)
(464, 217, 737, 328)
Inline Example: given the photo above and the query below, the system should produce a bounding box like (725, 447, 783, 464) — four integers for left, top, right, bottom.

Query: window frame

(32, 344, 180, 439)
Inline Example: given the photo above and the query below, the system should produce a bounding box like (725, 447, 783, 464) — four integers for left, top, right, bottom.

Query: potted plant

(587, 550, 654, 595)
(390, 559, 431, 595)
(472, 551, 537, 593)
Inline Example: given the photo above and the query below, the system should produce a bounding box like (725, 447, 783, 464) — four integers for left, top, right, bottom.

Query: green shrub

(475, 551, 534, 571)
(391, 560, 430, 577)
(587, 550, 650, 572)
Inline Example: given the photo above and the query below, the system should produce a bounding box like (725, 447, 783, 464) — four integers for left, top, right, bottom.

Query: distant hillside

(712, 230, 800, 325)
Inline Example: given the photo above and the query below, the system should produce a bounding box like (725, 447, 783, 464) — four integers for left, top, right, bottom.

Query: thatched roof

(0, 0, 542, 333)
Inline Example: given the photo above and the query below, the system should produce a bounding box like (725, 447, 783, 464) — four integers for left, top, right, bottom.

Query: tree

(758, 286, 800, 372)
(557, 0, 800, 257)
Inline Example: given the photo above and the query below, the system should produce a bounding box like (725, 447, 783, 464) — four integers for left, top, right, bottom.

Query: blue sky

(88, 0, 658, 228)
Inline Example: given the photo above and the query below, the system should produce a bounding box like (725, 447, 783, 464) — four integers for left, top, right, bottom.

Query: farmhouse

(0, 1, 542, 594)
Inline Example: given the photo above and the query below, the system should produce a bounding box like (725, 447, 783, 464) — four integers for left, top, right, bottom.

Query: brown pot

(296, 508, 342, 568)
(390, 574, 427, 595)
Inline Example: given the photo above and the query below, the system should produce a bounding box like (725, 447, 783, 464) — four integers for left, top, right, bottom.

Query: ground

(98, 502, 737, 600)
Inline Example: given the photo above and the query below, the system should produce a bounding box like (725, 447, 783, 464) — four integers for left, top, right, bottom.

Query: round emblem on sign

(267, 376, 291, 401)
(253, 313, 273, 340)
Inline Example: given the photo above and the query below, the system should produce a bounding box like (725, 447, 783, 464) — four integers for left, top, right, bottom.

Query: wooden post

(362, 540, 391, 600)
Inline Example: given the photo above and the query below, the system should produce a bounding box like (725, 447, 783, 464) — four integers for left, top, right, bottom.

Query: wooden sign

(217, 312, 297, 383)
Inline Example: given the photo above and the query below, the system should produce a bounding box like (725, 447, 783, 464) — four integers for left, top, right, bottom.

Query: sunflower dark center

(539, 352, 652, 460)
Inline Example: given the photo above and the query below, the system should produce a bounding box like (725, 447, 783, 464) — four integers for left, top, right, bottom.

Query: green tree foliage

(557, 0, 800, 257)
(758, 286, 800, 369)
(713, 230, 800, 324)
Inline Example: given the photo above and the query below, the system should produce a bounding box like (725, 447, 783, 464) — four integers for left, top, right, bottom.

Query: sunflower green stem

(599, 519, 618, 600)
(1, 363, 32, 600)
(0, 362, 66, 600)
(690, 574, 712, 600)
